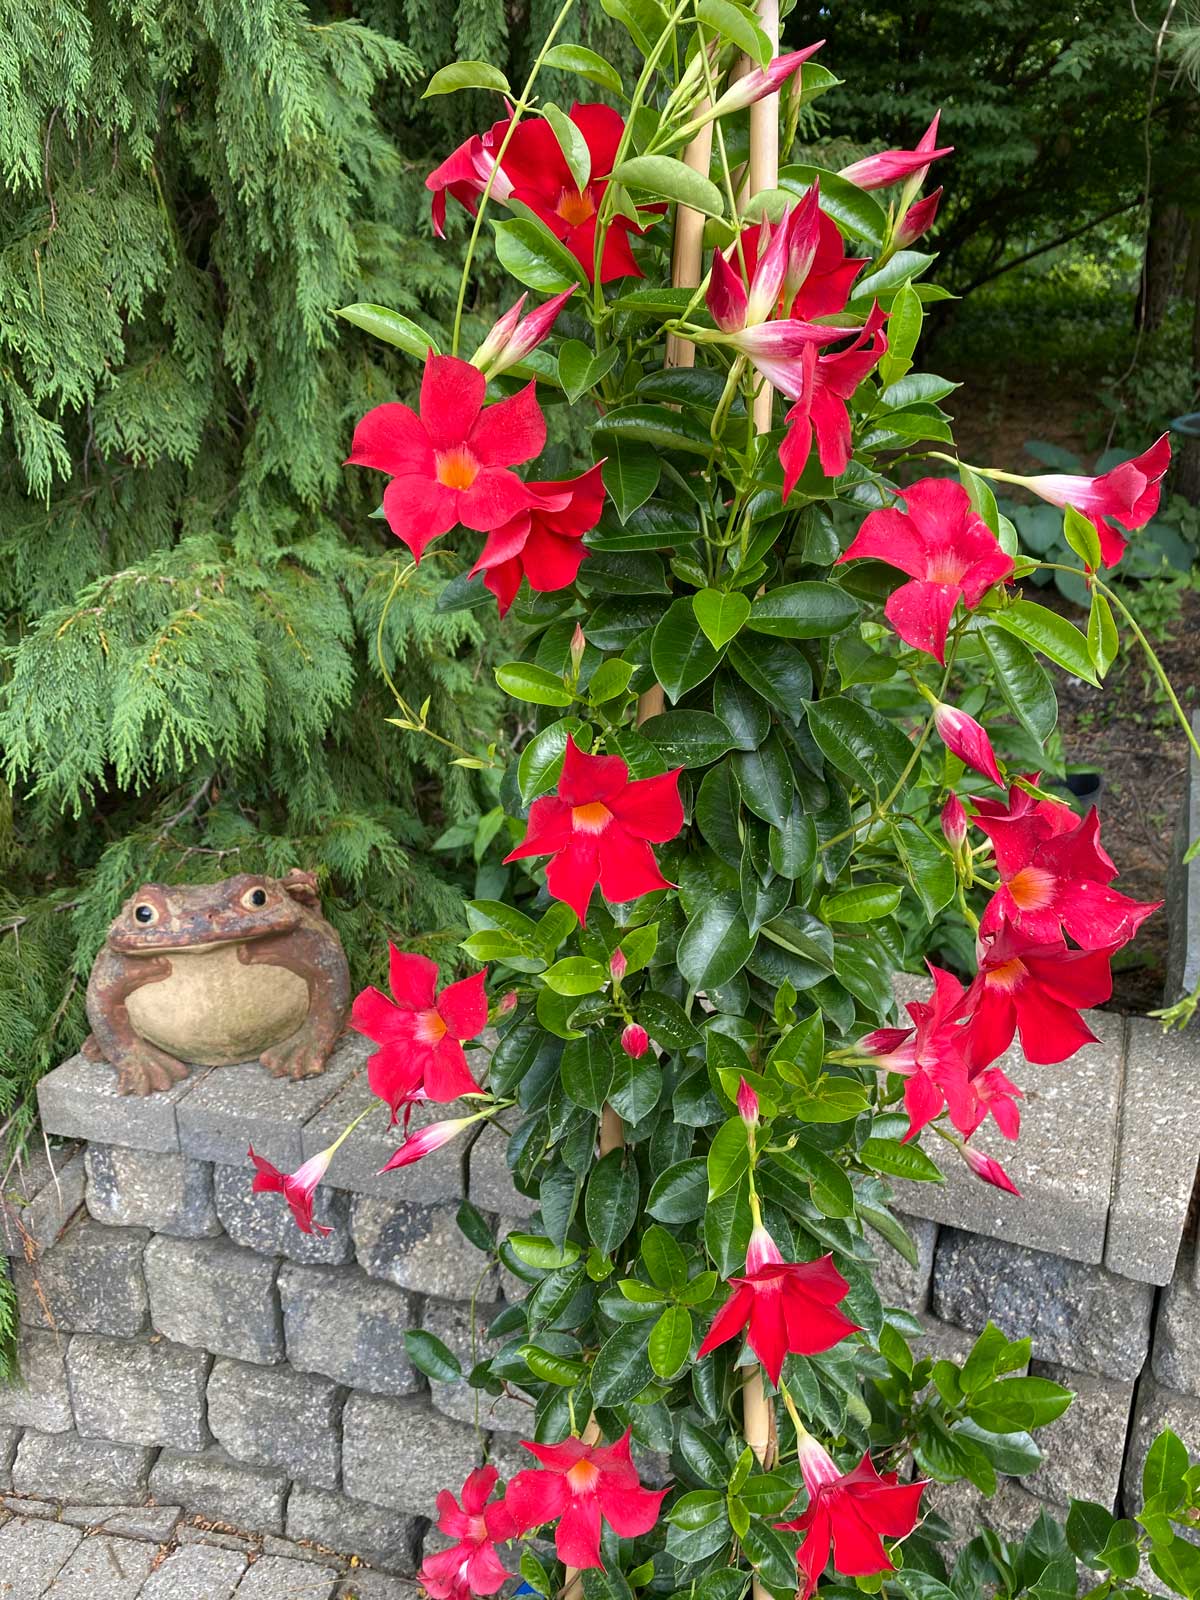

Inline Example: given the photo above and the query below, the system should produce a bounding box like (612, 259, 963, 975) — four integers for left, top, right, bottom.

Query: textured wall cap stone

(932, 1227, 1153, 1380)
(0, 1514, 84, 1593)
(12, 1426, 155, 1503)
(214, 1161, 353, 1266)
(0, 1326, 73, 1431)
(145, 1234, 284, 1364)
(138, 1541, 249, 1599)
(468, 1120, 535, 1218)
(84, 1143, 221, 1238)
(342, 1394, 483, 1515)
(1153, 1266, 1200, 1400)
(1026, 1359, 1134, 1510)
(301, 1078, 464, 1202)
(38, 1052, 202, 1153)
(48, 1529, 157, 1595)
(335, 1575, 423, 1599)
(66, 1332, 212, 1451)
(15, 1215, 150, 1338)
(0, 1142, 85, 1260)
(279, 1261, 422, 1398)
(351, 1197, 499, 1302)
(150, 1444, 289, 1533)
(233, 1553, 342, 1599)
(207, 1356, 344, 1491)
(286, 1483, 421, 1575)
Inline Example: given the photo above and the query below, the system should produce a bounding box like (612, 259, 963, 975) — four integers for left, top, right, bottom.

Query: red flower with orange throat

(860, 964, 974, 1142)
(351, 948, 487, 1120)
(696, 1225, 858, 1386)
(776, 1433, 928, 1599)
(419, 1465, 515, 1600)
(504, 1430, 667, 1570)
(347, 352, 545, 563)
(503, 735, 683, 924)
(963, 923, 1115, 1070)
(469, 463, 605, 615)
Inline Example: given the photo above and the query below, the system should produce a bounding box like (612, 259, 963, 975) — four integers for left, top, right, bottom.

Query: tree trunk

(1136, 197, 1180, 334)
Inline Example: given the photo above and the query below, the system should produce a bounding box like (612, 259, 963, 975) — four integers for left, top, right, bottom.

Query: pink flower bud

(962, 1143, 1021, 1196)
(941, 791, 968, 849)
(470, 286, 576, 378)
(378, 1115, 474, 1174)
(839, 113, 952, 192)
(736, 1076, 759, 1127)
(706, 41, 825, 119)
(745, 1223, 785, 1273)
(933, 701, 1004, 787)
(496, 990, 517, 1016)
(620, 1023, 649, 1059)
(569, 623, 587, 676)
(895, 186, 942, 247)
(609, 948, 628, 983)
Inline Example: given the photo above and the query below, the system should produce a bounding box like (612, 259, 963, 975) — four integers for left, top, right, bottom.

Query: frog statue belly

(84, 869, 351, 1096)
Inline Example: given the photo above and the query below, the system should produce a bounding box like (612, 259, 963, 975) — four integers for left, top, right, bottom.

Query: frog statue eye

(133, 904, 158, 926)
(241, 887, 269, 910)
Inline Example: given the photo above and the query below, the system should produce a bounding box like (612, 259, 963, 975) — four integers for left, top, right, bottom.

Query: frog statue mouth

(107, 876, 306, 955)
(109, 918, 302, 955)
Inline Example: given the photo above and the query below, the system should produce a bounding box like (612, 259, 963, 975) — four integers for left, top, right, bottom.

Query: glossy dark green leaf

(640, 710, 737, 768)
(561, 1031, 616, 1114)
(988, 600, 1100, 687)
(713, 672, 770, 750)
(678, 892, 755, 989)
(734, 735, 793, 829)
(747, 582, 858, 640)
(405, 1329, 462, 1381)
(727, 634, 813, 721)
(590, 1322, 654, 1406)
(585, 1149, 639, 1253)
(652, 598, 723, 704)
(807, 695, 913, 795)
(649, 1304, 694, 1377)
(600, 440, 661, 522)
(978, 622, 1058, 743)
(647, 1158, 708, 1223)
(493, 217, 587, 293)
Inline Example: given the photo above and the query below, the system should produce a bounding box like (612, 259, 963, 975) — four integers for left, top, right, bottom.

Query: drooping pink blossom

(1001, 435, 1171, 568)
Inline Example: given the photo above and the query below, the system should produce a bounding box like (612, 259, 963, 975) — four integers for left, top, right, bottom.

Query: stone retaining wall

(2, 1003, 1198, 1579)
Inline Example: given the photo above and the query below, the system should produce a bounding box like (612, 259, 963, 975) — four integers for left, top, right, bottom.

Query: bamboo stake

(665, 114, 714, 370)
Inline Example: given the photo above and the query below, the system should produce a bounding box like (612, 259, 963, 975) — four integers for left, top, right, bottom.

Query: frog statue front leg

(239, 923, 352, 1080)
(84, 947, 192, 1096)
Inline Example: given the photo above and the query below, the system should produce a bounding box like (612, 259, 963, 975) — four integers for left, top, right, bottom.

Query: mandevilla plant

(257, 7, 1200, 1600)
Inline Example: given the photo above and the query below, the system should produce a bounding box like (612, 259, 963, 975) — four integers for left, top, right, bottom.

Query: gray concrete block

(932, 1228, 1153, 1380)
(1165, 713, 1200, 1004)
(419, 1299, 527, 1433)
(0, 1425, 18, 1491)
(66, 1333, 212, 1450)
(1152, 1265, 1200, 1398)
(145, 1235, 283, 1363)
(278, 1263, 421, 1398)
(214, 1163, 353, 1266)
(1123, 1376, 1200, 1517)
(351, 1198, 498, 1301)
(99, 1504, 183, 1541)
(12, 1428, 155, 1503)
(0, 1142, 86, 1260)
(912, 1314, 1006, 1368)
(931, 1476, 1064, 1551)
(0, 1327, 72, 1431)
(0, 1514, 82, 1594)
(14, 1217, 150, 1336)
(177, 1035, 366, 1170)
(139, 1542, 249, 1599)
(177, 1524, 258, 1552)
(342, 1394, 482, 1515)
(300, 1078, 466, 1203)
(872, 1214, 937, 1313)
(46, 1532, 157, 1599)
(1026, 1361, 1134, 1510)
(207, 1357, 343, 1492)
(469, 1123, 535, 1218)
(150, 1445, 289, 1533)
(37, 1053, 202, 1154)
(1105, 1018, 1200, 1285)
(232, 1555, 342, 1599)
(85, 1143, 221, 1238)
(892, 991, 1124, 1266)
(335, 1577, 422, 1600)
(286, 1483, 420, 1574)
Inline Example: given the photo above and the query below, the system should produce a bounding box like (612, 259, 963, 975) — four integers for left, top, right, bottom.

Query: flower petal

(437, 971, 489, 1041)
(347, 403, 432, 477)
(389, 948, 440, 1010)
(421, 353, 486, 450)
(468, 382, 547, 467)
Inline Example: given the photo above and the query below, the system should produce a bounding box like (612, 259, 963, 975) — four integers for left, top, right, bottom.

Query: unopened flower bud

(961, 1142, 1021, 1196)
(932, 700, 1004, 788)
(940, 792, 968, 850)
(470, 286, 576, 378)
(609, 947, 627, 983)
(620, 1023, 649, 1059)
(569, 623, 587, 677)
(736, 1076, 759, 1128)
(496, 990, 517, 1016)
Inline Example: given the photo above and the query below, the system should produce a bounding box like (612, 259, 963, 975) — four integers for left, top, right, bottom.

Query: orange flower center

(925, 552, 968, 584)
(1007, 865, 1056, 911)
(571, 801, 612, 834)
(556, 186, 596, 227)
(436, 446, 480, 490)
(416, 1008, 448, 1045)
(984, 956, 1028, 993)
(566, 1458, 601, 1494)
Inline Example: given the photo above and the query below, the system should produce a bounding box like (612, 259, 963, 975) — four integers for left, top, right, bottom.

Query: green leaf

(542, 43, 625, 94)
(734, 736, 793, 830)
(652, 597, 723, 704)
(647, 1158, 708, 1223)
(1143, 1427, 1189, 1503)
(727, 635, 813, 721)
(457, 1198, 495, 1253)
(1063, 504, 1103, 570)
(695, 0, 771, 64)
(778, 163, 887, 247)
(877, 281, 922, 387)
(520, 1344, 588, 1385)
(967, 1375, 1074, 1433)
(979, 622, 1058, 743)
(585, 1149, 639, 1254)
(807, 695, 914, 796)
(988, 601, 1100, 687)
(707, 1116, 751, 1199)
(561, 1031, 616, 1114)
(601, 440, 661, 522)
(859, 1136, 943, 1183)
(405, 1329, 462, 1382)
(678, 892, 755, 989)
(543, 102, 591, 194)
(424, 60, 512, 96)
(517, 718, 580, 801)
(591, 1322, 654, 1405)
(638, 992, 701, 1048)
(694, 589, 752, 650)
(335, 304, 439, 360)
(1087, 590, 1119, 678)
(493, 217, 587, 293)
(608, 1050, 661, 1124)
(541, 956, 608, 995)
(820, 883, 902, 923)
(598, 0, 668, 55)
(610, 155, 725, 217)
(559, 340, 621, 405)
(771, 1146, 854, 1219)
(1096, 1519, 1141, 1580)
(595, 404, 713, 455)
(639, 710, 737, 768)
(747, 582, 858, 640)
(496, 662, 573, 707)
(1148, 1534, 1200, 1598)
(641, 1225, 688, 1292)
(649, 1305, 693, 1377)
(509, 1233, 581, 1269)
(520, 1549, 553, 1596)
(588, 659, 636, 704)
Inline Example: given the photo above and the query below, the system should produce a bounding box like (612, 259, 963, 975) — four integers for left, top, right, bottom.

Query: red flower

(347, 352, 545, 562)
(932, 701, 1004, 787)
(620, 1023, 650, 1059)
(426, 116, 514, 238)
(696, 1225, 858, 1386)
(468, 463, 605, 616)
(958, 1062, 1024, 1141)
(779, 302, 887, 495)
(837, 478, 1013, 664)
(963, 923, 1114, 1069)
(839, 112, 952, 191)
(419, 1466, 515, 1600)
(379, 1114, 481, 1174)
(503, 735, 683, 924)
(861, 965, 975, 1142)
(1006, 435, 1171, 568)
(896, 186, 942, 248)
(777, 1434, 927, 1600)
(972, 785, 1160, 950)
(504, 1429, 667, 1571)
(248, 1145, 335, 1236)
(351, 947, 487, 1119)
(502, 103, 653, 283)
(783, 188, 869, 319)
(962, 1143, 1021, 1195)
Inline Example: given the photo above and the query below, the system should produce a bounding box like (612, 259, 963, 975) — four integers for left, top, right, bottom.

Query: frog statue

(83, 870, 351, 1096)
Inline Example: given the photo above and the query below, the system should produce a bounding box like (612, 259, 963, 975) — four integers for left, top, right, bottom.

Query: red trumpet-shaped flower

(784, 189, 869, 320)
(504, 1429, 667, 1571)
(351, 948, 487, 1119)
(347, 352, 545, 562)
(468, 463, 605, 616)
(779, 301, 888, 495)
(839, 112, 952, 192)
(696, 1225, 858, 1385)
(379, 1113, 484, 1174)
(426, 116, 513, 238)
(837, 478, 1013, 664)
(1000, 434, 1171, 569)
(957, 1062, 1024, 1142)
(963, 924, 1114, 1070)
(470, 288, 576, 379)
(503, 736, 683, 924)
(418, 1466, 515, 1600)
(777, 1433, 928, 1600)
(248, 1145, 336, 1236)
(972, 785, 1160, 951)
(932, 701, 1004, 787)
(860, 964, 974, 1142)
